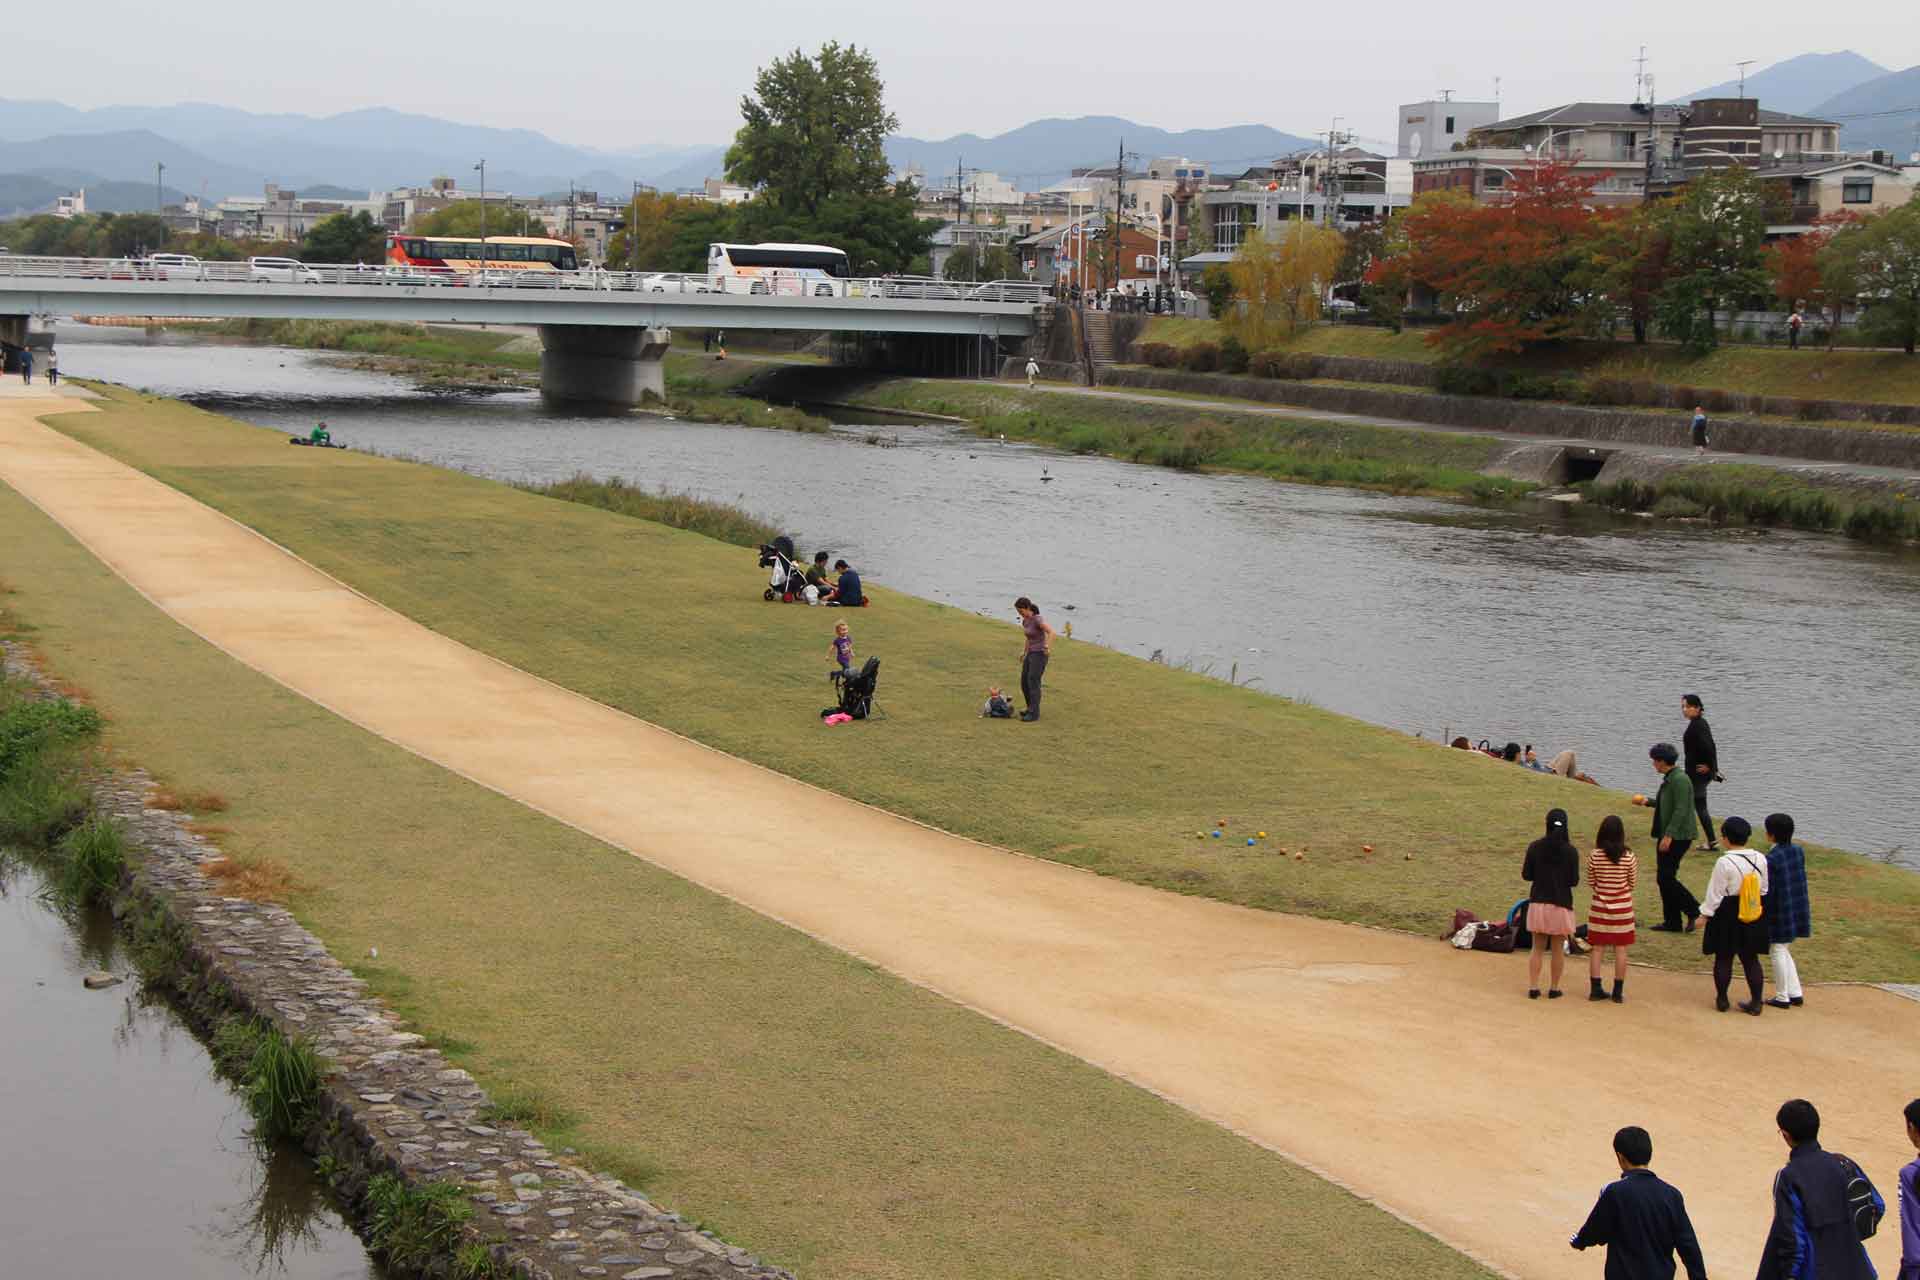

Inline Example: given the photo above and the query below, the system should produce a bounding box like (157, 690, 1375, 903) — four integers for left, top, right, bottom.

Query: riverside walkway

(2, 390, 1915, 1280)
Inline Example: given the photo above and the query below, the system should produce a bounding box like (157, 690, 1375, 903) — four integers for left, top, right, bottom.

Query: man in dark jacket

(1682, 694, 1721, 851)
(1643, 743, 1701, 931)
(1757, 1099, 1881, 1280)
(1571, 1125, 1708, 1280)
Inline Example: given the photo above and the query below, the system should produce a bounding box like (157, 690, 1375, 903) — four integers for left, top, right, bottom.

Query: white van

(145, 253, 203, 280)
(247, 255, 320, 284)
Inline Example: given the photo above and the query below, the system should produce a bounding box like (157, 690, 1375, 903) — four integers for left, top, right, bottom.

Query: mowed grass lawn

(44, 387, 1920, 984)
(0, 470, 1492, 1280)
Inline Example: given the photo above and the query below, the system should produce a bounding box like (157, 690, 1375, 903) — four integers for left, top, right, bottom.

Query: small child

(828, 621, 853, 679)
(981, 686, 1013, 718)
(1764, 812, 1811, 1009)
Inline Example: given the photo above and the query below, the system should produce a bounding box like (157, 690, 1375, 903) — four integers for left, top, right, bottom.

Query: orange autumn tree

(1766, 209, 1861, 335)
(1387, 162, 1615, 360)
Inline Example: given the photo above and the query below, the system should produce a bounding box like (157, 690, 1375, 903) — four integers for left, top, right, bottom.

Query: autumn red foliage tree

(1765, 209, 1861, 331)
(1380, 163, 1616, 360)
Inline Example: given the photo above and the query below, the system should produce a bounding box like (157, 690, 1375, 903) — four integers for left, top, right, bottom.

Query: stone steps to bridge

(1083, 312, 1118, 365)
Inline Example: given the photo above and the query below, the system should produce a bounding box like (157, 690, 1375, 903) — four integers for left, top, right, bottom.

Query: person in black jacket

(1757, 1099, 1880, 1280)
(1522, 808, 1580, 1000)
(1571, 1125, 1707, 1280)
(1682, 695, 1721, 851)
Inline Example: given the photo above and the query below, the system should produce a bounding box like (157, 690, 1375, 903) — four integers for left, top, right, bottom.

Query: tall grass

(1586, 467, 1920, 543)
(363, 1174, 473, 1272)
(517, 474, 782, 548)
(0, 680, 102, 847)
(214, 1016, 324, 1143)
(51, 814, 127, 907)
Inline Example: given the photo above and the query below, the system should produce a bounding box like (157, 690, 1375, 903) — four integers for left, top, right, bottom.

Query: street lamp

(473, 160, 487, 245)
(1524, 128, 1583, 168)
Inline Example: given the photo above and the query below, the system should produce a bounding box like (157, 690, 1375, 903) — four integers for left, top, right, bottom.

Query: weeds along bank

(0, 645, 791, 1280)
(33, 387, 1920, 985)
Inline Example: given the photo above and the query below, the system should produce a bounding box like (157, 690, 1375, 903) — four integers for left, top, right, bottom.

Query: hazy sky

(18, 0, 1919, 151)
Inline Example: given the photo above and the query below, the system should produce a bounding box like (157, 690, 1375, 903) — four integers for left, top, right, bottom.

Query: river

(53, 323, 1920, 861)
(0, 855, 380, 1279)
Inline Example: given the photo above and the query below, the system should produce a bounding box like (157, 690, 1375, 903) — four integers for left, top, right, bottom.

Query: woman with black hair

(1522, 808, 1581, 1000)
(1586, 815, 1638, 1003)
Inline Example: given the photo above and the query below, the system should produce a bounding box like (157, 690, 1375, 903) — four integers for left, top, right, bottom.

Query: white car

(145, 252, 203, 280)
(248, 256, 321, 284)
(637, 273, 714, 294)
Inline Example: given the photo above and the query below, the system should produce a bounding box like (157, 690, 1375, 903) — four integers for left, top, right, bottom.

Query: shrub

(0, 693, 102, 779)
(1506, 374, 1577, 401)
(216, 1018, 323, 1143)
(0, 749, 91, 846)
(1650, 495, 1706, 519)
(1433, 365, 1500, 397)
(1179, 342, 1220, 373)
(1217, 335, 1250, 375)
(1249, 351, 1318, 380)
(1135, 342, 1177, 368)
(517, 475, 780, 549)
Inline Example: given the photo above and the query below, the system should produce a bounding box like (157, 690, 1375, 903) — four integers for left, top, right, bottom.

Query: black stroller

(824, 656, 881, 721)
(758, 536, 807, 602)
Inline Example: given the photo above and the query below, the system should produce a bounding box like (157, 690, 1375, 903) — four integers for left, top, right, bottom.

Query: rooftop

(1486, 101, 1839, 130)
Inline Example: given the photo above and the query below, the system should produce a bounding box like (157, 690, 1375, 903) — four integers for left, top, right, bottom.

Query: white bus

(708, 242, 852, 296)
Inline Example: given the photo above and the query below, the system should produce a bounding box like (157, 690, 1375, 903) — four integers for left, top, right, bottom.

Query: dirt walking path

(3, 396, 1914, 1280)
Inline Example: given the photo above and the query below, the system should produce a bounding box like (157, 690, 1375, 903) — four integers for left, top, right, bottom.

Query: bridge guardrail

(0, 255, 1047, 307)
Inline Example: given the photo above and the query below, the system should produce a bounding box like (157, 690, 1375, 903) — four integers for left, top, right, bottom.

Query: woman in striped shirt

(1587, 815, 1638, 1003)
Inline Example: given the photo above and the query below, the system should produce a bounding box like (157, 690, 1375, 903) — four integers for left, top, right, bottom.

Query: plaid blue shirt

(1766, 842, 1811, 943)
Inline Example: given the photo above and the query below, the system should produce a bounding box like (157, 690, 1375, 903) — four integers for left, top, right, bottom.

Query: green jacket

(1653, 768, 1698, 842)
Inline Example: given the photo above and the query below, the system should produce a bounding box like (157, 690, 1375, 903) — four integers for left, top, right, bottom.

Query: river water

(55, 324, 1920, 860)
(0, 856, 378, 1279)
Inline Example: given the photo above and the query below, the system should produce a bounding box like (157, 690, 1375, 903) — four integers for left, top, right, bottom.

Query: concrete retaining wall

(1094, 366, 1920, 469)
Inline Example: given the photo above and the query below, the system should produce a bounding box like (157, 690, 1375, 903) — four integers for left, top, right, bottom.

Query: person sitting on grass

(981, 685, 1013, 718)
(310, 421, 332, 446)
(827, 559, 863, 607)
(805, 550, 833, 596)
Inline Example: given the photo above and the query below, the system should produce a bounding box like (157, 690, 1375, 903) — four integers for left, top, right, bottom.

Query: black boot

(1589, 978, 1608, 1001)
(1611, 980, 1625, 1003)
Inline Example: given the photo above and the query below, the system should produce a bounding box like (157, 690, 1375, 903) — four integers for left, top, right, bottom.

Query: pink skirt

(1526, 903, 1577, 937)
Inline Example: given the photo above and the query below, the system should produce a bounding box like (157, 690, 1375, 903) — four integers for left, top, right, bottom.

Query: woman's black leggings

(1713, 950, 1763, 1004)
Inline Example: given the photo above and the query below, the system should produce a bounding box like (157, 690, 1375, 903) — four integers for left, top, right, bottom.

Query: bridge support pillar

(0, 315, 25, 373)
(538, 325, 671, 407)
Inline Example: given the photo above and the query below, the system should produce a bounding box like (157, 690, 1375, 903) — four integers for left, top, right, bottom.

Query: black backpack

(1833, 1154, 1885, 1241)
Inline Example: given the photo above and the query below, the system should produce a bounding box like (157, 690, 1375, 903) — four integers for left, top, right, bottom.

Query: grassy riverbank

(515, 475, 780, 547)
(38, 387, 1920, 982)
(1, 405, 1499, 1280)
(1142, 317, 1920, 408)
(1585, 465, 1920, 541)
(753, 367, 1529, 499)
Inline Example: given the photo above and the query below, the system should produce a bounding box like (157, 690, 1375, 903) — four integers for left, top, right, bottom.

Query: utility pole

(155, 161, 166, 215)
(474, 160, 487, 245)
(1735, 60, 1755, 100)
(1113, 140, 1125, 294)
(630, 181, 640, 272)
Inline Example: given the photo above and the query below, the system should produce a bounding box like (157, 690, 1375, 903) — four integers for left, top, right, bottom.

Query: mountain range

(1677, 50, 1920, 160)
(0, 98, 1317, 216)
(1679, 51, 1889, 113)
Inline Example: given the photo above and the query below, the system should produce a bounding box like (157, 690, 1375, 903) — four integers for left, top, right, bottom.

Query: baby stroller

(758, 536, 807, 602)
(824, 656, 881, 721)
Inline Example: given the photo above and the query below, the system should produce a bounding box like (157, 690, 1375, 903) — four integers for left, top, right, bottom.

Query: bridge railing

(0, 255, 1048, 306)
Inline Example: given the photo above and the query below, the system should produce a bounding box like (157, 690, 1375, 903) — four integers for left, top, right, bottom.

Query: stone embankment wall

(1093, 366, 1920, 470)
(4, 646, 793, 1280)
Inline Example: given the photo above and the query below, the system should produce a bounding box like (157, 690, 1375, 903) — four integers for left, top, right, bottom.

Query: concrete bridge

(0, 256, 1046, 404)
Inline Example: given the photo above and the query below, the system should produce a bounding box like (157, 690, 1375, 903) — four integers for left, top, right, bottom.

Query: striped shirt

(1587, 848, 1638, 933)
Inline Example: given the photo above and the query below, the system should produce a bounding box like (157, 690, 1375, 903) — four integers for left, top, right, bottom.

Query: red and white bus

(386, 235, 579, 276)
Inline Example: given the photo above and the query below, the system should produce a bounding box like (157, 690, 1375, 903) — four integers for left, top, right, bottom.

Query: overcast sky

(19, 0, 1919, 151)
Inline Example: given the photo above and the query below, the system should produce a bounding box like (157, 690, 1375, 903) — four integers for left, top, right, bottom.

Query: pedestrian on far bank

(19, 347, 32, 384)
(1763, 812, 1810, 1009)
(1698, 816, 1769, 1015)
(1013, 596, 1053, 723)
(1899, 1098, 1920, 1280)
(1586, 815, 1638, 1002)
(1025, 357, 1039, 389)
(1681, 694, 1720, 851)
(1756, 1099, 1882, 1280)
(1789, 309, 1804, 350)
(46, 349, 57, 385)
(1690, 405, 1710, 454)
(1522, 807, 1579, 1000)
(1636, 743, 1700, 932)
(1570, 1126, 1707, 1280)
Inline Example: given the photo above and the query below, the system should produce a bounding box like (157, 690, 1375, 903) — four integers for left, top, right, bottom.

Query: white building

(53, 190, 86, 218)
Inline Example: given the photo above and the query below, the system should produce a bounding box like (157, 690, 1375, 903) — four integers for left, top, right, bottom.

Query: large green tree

(606, 191, 696, 272)
(732, 188, 934, 276)
(1820, 203, 1920, 354)
(410, 203, 545, 238)
(942, 242, 1021, 282)
(1654, 165, 1769, 352)
(725, 42, 897, 218)
(301, 211, 388, 263)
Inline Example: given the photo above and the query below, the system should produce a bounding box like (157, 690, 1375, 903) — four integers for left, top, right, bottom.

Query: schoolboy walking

(1756, 1099, 1882, 1280)
(1570, 1126, 1707, 1280)
(1764, 813, 1811, 1009)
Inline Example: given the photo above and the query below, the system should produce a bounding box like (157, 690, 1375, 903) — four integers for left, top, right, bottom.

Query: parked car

(637, 272, 715, 294)
(144, 252, 203, 280)
(247, 256, 321, 284)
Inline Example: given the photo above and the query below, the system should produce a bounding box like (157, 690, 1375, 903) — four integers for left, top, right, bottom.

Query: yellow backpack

(1735, 854, 1764, 924)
